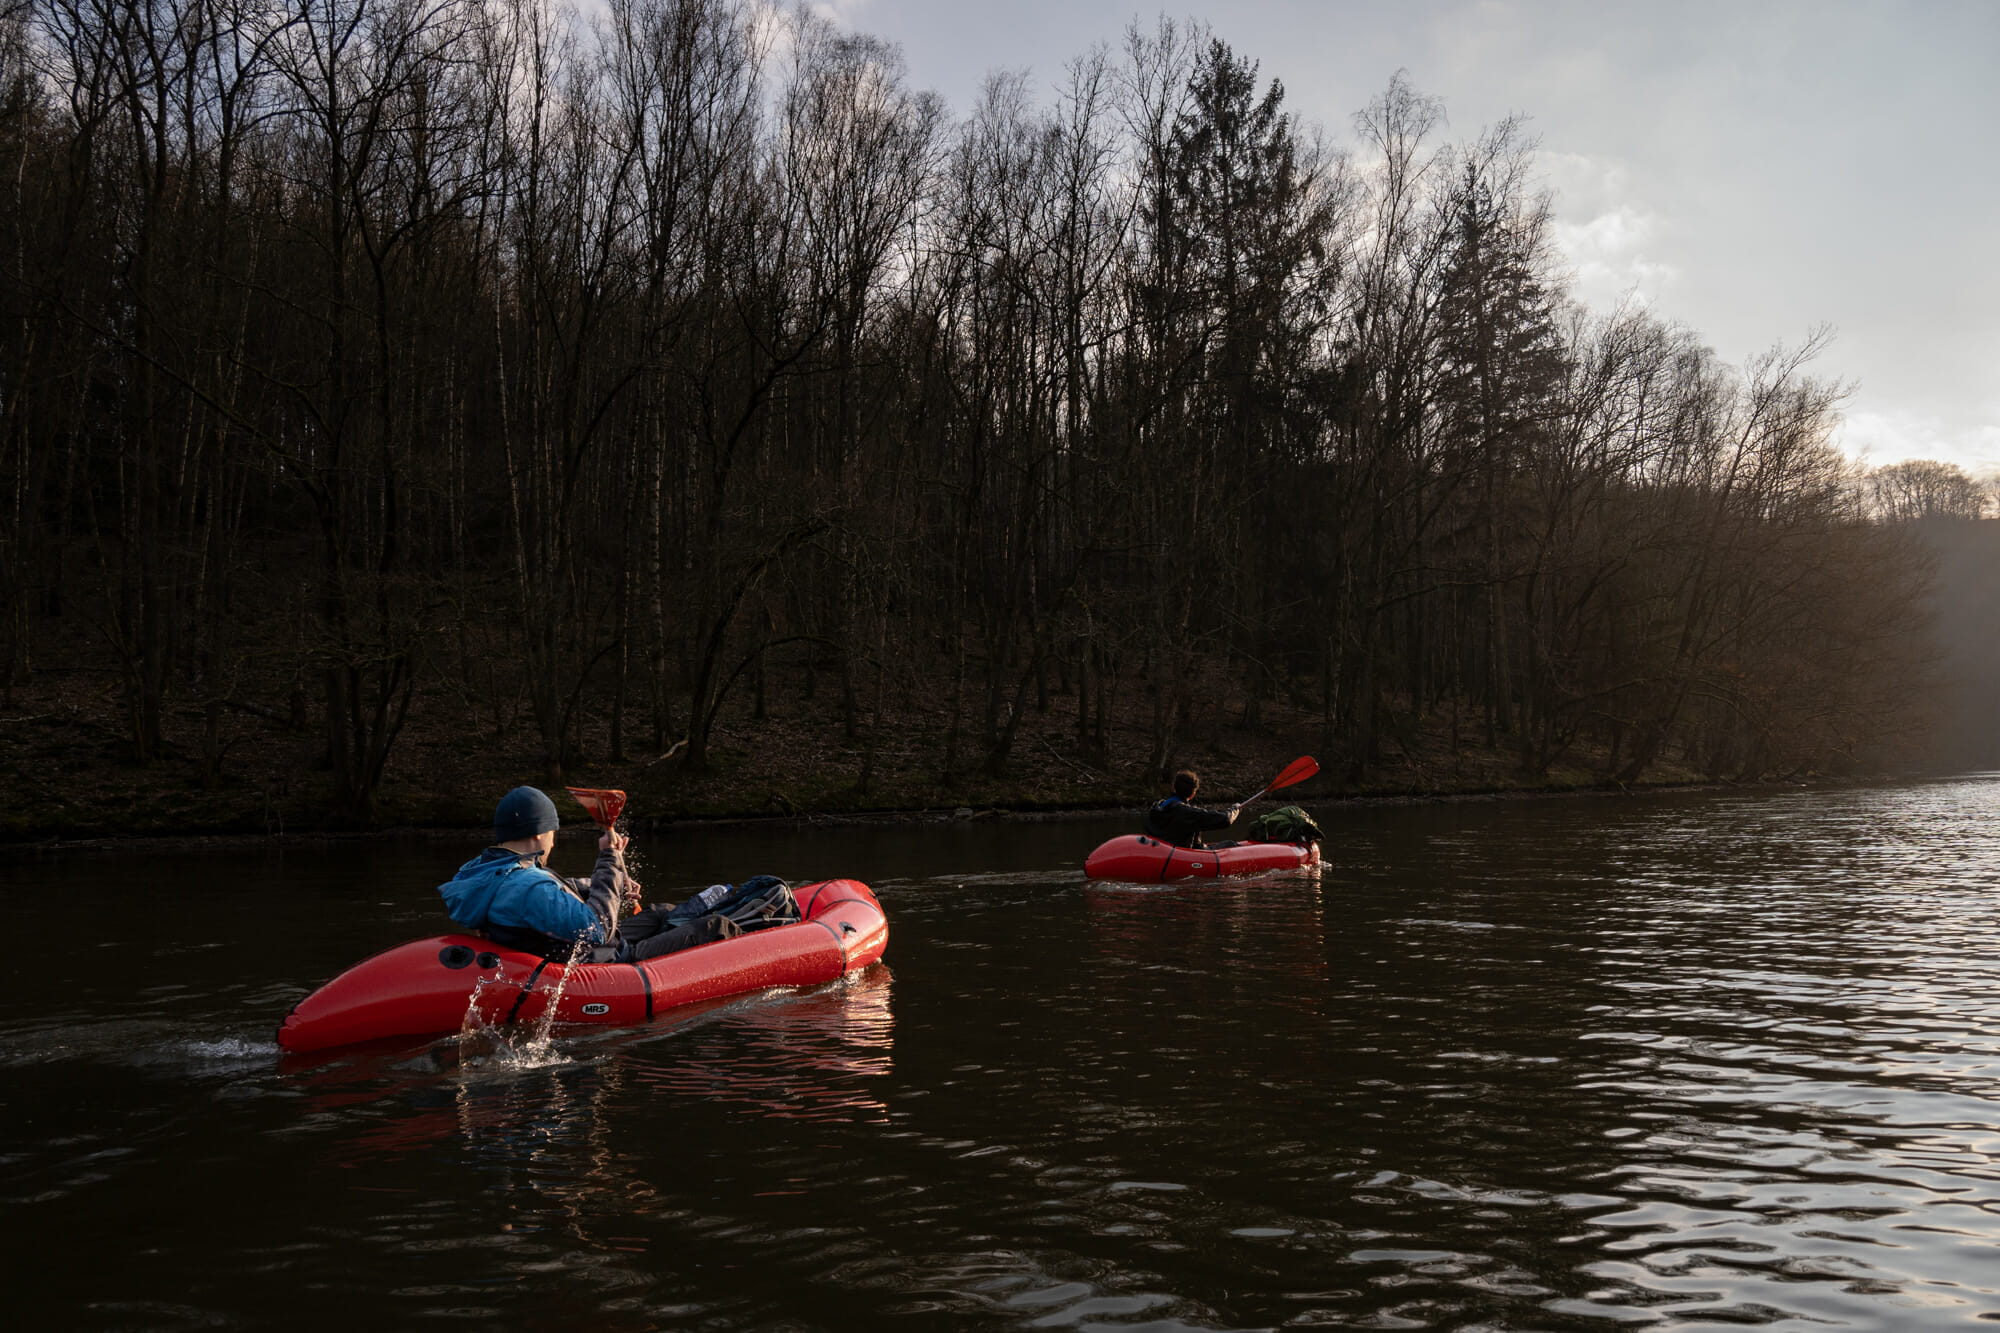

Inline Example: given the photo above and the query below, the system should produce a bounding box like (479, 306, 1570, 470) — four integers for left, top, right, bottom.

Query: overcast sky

(813, 0, 1999, 477)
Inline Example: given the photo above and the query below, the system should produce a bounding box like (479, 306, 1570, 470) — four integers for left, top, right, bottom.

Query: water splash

(456, 965, 577, 1071)
(514, 950, 580, 1064)
(172, 1038, 279, 1066)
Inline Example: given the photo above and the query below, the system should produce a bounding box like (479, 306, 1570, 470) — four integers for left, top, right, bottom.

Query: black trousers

(615, 906, 741, 962)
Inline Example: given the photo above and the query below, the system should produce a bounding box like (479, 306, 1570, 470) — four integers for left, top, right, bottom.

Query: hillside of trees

(1907, 514, 2000, 773)
(0, 0, 1963, 838)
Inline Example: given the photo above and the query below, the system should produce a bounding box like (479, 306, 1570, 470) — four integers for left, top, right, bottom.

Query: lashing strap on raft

(503, 958, 551, 1027)
(632, 962, 654, 1019)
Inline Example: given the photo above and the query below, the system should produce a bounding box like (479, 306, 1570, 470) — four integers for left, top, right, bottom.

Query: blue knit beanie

(494, 786, 560, 841)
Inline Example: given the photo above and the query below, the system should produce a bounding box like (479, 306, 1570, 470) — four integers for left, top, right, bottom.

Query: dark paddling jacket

(1143, 796, 1237, 848)
(437, 845, 625, 960)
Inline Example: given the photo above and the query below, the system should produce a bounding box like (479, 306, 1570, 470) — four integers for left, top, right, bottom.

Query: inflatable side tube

(798, 878, 890, 971)
(1084, 835, 1315, 882)
(278, 935, 525, 1053)
(1084, 835, 1177, 880)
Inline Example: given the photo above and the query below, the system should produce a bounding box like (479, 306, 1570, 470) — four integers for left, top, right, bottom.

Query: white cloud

(808, 0, 875, 26)
(1539, 153, 1680, 312)
(1528, 148, 1672, 308)
(1837, 408, 2000, 479)
(1550, 205, 1679, 311)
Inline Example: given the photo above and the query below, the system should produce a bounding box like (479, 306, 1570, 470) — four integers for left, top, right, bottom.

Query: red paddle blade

(1269, 756, 1319, 791)
(565, 786, 626, 826)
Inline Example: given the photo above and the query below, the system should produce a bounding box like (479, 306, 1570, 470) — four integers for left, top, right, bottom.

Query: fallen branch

(1040, 736, 1099, 780)
(645, 738, 689, 768)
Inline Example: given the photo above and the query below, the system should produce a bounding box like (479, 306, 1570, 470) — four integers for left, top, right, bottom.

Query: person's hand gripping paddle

(566, 787, 641, 917)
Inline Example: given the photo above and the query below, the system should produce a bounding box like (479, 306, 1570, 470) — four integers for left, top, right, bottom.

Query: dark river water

(7, 777, 2000, 1331)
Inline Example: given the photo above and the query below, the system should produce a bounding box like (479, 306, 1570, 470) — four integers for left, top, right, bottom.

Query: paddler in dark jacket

(1143, 770, 1241, 848)
(438, 786, 738, 963)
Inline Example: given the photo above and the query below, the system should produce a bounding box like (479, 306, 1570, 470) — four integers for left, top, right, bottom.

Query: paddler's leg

(620, 913, 741, 962)
(616, 904, 679, 941)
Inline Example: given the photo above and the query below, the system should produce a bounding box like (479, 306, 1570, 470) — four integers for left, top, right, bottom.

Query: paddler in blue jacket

(439, 786, 737, 962)
(1143, 770, 1241, 848)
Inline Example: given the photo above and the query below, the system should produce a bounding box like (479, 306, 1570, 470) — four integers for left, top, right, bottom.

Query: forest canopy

(0, 0, 1954, 826)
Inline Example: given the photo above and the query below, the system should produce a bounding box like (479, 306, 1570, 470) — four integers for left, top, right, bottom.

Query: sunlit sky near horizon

(811, 0, 1999, 478)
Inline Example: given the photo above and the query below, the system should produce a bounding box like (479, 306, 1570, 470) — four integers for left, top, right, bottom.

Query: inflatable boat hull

(1084, 835, 1319, 882)
(277, 879, 888, 1053)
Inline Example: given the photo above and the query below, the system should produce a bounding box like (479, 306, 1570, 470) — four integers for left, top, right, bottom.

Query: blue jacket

(438, 847, 607, 949)
(1143, 795, 1236, 848)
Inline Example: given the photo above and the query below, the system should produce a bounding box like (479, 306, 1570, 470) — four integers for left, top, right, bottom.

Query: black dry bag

(665, 874, 801, 932)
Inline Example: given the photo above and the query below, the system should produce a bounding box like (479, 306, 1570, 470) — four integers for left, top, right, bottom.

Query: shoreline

(0, 773, 1912, 860)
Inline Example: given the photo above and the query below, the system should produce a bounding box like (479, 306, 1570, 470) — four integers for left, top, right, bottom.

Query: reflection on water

(6, 779, 2000, 1327)
(622, 967, 895, 1124)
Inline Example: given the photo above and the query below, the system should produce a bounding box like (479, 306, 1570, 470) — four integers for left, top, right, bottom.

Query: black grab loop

(439, 944, 475, 969)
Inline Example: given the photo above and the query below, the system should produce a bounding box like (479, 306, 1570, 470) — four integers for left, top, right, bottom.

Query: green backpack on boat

(1245, 804, 1324, 846)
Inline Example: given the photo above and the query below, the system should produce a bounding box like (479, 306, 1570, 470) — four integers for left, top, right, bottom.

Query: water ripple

(11, 779, 2000, 1328)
